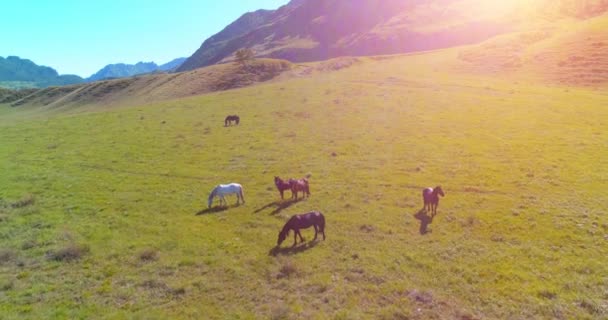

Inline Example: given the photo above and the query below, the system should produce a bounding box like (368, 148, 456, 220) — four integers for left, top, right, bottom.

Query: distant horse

(277, 211, 326, 247)
(422, 186, 444, 216)
(208, 183, 245, 208)
(274, 176, 293, 200)
(289, 178, 310, 200)
(225, 115, 240, 126)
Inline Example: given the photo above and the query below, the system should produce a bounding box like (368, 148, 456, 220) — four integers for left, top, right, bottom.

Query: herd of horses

(211, 115, 445, 248)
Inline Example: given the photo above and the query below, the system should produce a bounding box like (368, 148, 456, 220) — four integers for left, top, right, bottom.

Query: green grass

(0, 52, 607, 319)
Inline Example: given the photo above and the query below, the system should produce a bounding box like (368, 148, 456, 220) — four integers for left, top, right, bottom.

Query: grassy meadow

(1, 51, 608, 319)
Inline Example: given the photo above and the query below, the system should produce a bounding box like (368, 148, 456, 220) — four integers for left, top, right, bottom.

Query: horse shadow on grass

(253, 198, 302, 215)
(196, 204, 241, 216)
(268, 240, 319, 256)
(414, 208, 434, 235)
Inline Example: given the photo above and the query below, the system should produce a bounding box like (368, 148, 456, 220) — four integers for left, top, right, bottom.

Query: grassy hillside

(7, 59, 292, 111)
(456, 12, 608, 87)
(1, 46, 607, 319)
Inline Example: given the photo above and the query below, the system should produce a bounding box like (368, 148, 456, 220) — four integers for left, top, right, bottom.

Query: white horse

(208, 183, 245, 208)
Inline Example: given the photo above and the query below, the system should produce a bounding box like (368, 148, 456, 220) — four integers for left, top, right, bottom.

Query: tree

(234, 48, 255, 66)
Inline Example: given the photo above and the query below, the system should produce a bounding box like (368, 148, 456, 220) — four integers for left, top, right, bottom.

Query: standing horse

(274, 176, 293, 200)
(277, 211, 326, 247)
(208, 183, 245, 208)
(422, 186, 445, 216)
(289, 178, 310, 200)
(224, 115, 240, 126)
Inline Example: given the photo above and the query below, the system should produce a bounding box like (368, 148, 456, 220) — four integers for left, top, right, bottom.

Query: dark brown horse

(225, 115, 240, 126)
(289, 178, 310, 200)
(422, 186, 445, 216)
(277, 211, 326, 247)
(274, 176, 293, 200)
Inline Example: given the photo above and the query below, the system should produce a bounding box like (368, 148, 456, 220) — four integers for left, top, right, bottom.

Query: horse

(277, 211, 326, 247)
(224, 115, 240, 126)
(422, 186, 445, 216)
(208, 183, 245, 208)
(289, 178, 310, 200)
(274, 176, 293, 200)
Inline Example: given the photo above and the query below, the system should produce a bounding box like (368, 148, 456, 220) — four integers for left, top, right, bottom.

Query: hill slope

(178, 0, 515, 72)
(456, 12, 608, 86)
(8, 59, 292, 109)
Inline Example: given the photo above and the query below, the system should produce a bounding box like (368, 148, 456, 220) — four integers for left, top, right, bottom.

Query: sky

(1, 0, 290, 78)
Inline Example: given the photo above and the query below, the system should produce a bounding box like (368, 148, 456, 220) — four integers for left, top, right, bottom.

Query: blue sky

(1, 0, 289, 77)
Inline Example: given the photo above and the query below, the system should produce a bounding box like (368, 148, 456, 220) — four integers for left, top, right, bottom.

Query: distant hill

(7, 59, 292, 109)
(86, 58, 186, 82)
(178, 0, 517, 72)
(0, 56, 84, 89)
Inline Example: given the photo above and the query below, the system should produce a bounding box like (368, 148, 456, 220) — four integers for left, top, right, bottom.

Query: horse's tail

(239, 186, 245, 203)
(319, 212, 326, 239)
(302, 178, 310, 195)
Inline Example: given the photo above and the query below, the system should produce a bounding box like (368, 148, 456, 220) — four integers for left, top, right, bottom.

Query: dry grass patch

(47, 243, 90, 262)
(138, 248, 159, 262)
(10, 193, 35, 208)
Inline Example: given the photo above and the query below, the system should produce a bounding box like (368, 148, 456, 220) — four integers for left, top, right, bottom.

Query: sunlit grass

(0, 52, 607, 319)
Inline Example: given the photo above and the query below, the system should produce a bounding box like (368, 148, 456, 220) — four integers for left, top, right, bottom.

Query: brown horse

(422, 186, 445, 216)
(289, 178, 310, 200)
(225, 115, 240, 126)
(274, 176, 293, 200)
(277, 211, 326, 247)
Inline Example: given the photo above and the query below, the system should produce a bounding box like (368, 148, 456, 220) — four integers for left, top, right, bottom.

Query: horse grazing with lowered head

(208, 183, 245, 208)
(274, 176, 293, 200)
(277, 211, 326, 247)
(289, 178, 310, 200)
(422, 186, 444, 216)
(225, 115, 240, 126)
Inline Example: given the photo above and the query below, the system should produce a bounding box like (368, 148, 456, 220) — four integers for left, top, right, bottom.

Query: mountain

(177, 9, 277, 71)
(0, 56, 84, 89)
(87, 62, 159, 81)
(87, 58, 187, 81)
(178, 0, 517, 72)
(159, 57, 187, 72)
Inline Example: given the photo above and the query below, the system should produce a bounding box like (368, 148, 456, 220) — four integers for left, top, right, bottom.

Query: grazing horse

(289, 178, 310, 200)
(422, 186, 445, 216)
(224, 115, 240, 126)
(277, 211, 326, 247)
(274, 176, 293, 200)
(208, 183, 245, 208)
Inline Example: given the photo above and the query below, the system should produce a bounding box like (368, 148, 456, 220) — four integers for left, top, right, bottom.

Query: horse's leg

(297, 230, 305, 243)
(280, 189, 284, 200)
(293, 230, 298, 247)
(313, 225, 318, 241)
